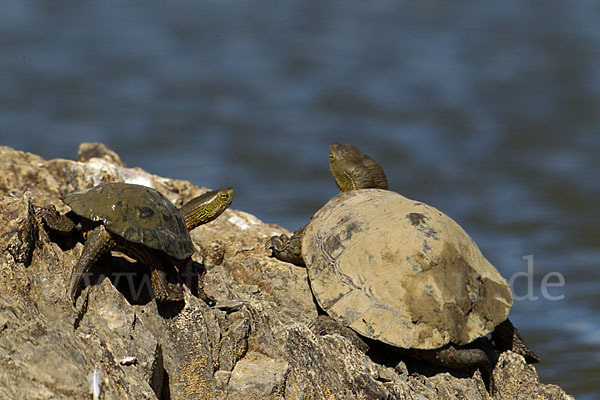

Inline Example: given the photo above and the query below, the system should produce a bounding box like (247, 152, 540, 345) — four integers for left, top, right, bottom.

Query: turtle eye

(328, 152, 334, 161)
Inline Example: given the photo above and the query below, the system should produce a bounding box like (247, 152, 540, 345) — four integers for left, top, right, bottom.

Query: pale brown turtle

(37, 182, 234, 304)
(268, 143, 538, 373)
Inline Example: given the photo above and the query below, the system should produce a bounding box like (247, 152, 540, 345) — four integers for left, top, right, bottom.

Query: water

(1, 1, 599, 397)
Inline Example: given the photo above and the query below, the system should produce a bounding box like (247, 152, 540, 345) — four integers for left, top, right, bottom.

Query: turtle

(267, 143, 538, 374)
(36, 182, 234, 304)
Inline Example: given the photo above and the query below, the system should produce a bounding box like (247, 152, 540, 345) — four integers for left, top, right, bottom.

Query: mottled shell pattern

(63, 182, 193, 260)
(302, 189, 513, 350)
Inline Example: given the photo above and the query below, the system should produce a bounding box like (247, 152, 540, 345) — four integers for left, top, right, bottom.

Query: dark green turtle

(267, 143, 538, 375)
(37, 182, 234, 304)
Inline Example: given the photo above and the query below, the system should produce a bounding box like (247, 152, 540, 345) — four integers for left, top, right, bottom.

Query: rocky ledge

(0, 144, 572, 399)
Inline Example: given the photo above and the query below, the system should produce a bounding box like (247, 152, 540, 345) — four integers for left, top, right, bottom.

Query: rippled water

(1, 1, 599, 398)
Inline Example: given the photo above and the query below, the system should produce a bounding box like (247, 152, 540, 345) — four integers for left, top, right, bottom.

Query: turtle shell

(302, 189, 513, 350)
(63, 182, 193, 260)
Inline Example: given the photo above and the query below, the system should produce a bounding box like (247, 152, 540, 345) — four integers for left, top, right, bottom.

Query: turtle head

(329, 143, 388, 192)
(180, 187, 234, 230)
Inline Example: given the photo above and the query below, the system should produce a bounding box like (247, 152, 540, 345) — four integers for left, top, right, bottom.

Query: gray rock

(227, 352, 288, 398)
(0, 144, 573, 399)
(77, 142, 126, 166)
(0, 196, 36, 266)
(493, 352, 574, 400)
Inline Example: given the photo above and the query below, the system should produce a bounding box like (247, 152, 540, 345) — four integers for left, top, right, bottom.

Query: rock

(77, 142, 126, 166)
(493, 352, 574, 400)
(0, 196, 36, 266)
(227, 352, 289, 398)
(81, 279, 165, 397)
(0, 296, 155, 399)
(0, 144, 573, 399)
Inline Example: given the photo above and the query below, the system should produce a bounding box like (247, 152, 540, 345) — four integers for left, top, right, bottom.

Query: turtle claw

(165, 282, 185, 302)
(265, 234, 286, 253)
(34, 204, 53, 218)
(151, 277, 185, 303)
(34, 204, 59, 223)
(197, 288, 216, 307)
(266, 231, 305, 266)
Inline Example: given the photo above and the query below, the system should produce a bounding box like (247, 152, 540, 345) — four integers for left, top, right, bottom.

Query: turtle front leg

(266, 225, 306, 266)
(35, 205, 77, 232)
(492, 318, 540, 363)
(70, 225, 115, 302)
(149, 267, 184, 303)
(178, 259, 216, 306)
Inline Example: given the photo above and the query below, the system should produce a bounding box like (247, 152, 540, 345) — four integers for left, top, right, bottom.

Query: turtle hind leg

(492, 318, 540, 363)
(420, 345, 495, 393)
(35, 205, 77, 232)
(266, 225, 306, 266)
(70, 225, 115, 303)
(423, 345, 493, 372)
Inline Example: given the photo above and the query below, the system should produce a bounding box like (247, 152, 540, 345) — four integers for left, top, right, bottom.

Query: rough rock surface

(0, 144, 573, 400)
